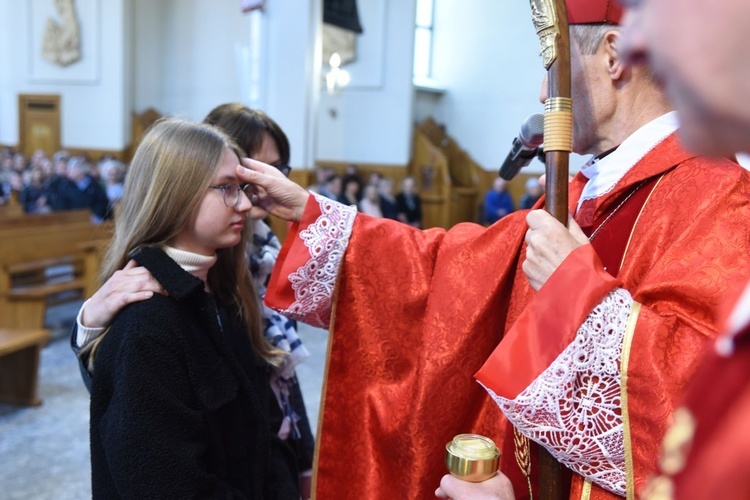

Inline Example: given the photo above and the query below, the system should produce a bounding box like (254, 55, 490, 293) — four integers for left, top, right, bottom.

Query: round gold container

(445, 434, 500, 483)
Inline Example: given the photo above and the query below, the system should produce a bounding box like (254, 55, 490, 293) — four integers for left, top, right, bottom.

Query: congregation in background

(307, 164, 424, 228)
(0, 146, 442, 231)
(0, 147, 123, 222)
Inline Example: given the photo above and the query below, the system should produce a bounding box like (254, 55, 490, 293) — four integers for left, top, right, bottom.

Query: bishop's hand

(237, 158, 309, 223)
(523, 210, 589, 291)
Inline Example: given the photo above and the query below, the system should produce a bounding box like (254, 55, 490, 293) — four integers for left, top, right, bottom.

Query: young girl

(87, 118, 299, 498)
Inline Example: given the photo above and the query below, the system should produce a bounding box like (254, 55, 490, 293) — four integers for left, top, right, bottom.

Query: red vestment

(642, 284, 750, 500)
(267, 132, 750, 499)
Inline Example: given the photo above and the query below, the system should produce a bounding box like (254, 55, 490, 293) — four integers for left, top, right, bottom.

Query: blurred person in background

(56, 156, 110, 222)
(483, 176, 515, 224)
(20, 167, 51, 214)
(396, 175, 422, 227)
(519, 176, 543, 210)
(378, 176, 399, 220)
(358, 184, 382, 217)
(338, 174, 362, 208)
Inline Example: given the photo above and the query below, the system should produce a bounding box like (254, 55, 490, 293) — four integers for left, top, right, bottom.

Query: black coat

(89, 247, 299, 499)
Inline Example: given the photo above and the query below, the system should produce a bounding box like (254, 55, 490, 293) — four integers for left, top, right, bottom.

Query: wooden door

(18, 94, 61, 157)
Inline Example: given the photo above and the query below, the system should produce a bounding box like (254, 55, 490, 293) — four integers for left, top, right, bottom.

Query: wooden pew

(0, 210, 112, 330)
(0, 210, 109, 406)
(0, 190, 24, 218)
(0, 328, 50, 406)
(412, 118, 484, 228)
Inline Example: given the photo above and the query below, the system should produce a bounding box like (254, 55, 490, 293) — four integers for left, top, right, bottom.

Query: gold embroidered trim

(514, 427, 534, 500)
(620, 301, 642, 500)
(309, 271, 343, 499)
(581, 478, 592, 500)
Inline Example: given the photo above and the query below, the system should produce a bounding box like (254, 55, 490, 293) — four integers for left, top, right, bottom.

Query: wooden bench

(0, 190, 23, 218)
(0, 328, 51, 406)
(0, 210, 109, 407)
(2, 255, 89, 330)
(0, 210, 112, 330)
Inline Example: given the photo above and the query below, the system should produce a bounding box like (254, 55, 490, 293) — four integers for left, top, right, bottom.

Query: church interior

(0, 0, 588, 498)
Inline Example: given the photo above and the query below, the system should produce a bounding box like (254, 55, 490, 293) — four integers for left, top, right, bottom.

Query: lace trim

(484, 288, 634, 495)
(279, 192, 357, 327)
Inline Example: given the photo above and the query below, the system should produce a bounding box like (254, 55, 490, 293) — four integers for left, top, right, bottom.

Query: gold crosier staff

(529, 0, 574, 498)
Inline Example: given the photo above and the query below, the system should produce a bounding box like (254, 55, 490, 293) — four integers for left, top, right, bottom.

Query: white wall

(132, 0, 317, 168)
(0, 0, 12, 143)
(315, 0, 417, 166)
(132, 0, 166, 113)
(0, 0, 130, 150)
(431, 0, 589, 173)
(263, 0, 319, 168)
(133, 0, 252, 121)
(430, 0, 544, 172)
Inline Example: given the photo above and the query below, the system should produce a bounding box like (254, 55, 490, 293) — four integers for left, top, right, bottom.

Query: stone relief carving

(41, 0, 82, 67)
(322, 23, 357, 68)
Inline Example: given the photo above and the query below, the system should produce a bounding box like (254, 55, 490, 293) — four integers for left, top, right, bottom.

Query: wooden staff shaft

(544, 0, 571, 225)
(544, 150, 569, 224)
(539, 0, 573, 498)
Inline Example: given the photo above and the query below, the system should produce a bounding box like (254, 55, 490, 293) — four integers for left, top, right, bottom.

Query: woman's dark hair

(204, 103, 290, 164)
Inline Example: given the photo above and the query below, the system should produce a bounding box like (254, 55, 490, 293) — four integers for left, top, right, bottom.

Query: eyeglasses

(208, 183, 257, 208)
(274, 164, 292, 177)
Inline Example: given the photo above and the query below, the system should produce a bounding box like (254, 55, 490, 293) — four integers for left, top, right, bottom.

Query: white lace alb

(279, 192, 357, 328)
(483, 288, 634, 495)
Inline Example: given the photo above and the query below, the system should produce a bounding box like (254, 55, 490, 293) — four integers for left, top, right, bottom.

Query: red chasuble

(266, 133, 750, 499)
(641, 285, 750, 500)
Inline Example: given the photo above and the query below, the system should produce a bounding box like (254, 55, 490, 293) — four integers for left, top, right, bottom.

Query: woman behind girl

(204, 104, 315, 495)
(87, 118, 299, 498)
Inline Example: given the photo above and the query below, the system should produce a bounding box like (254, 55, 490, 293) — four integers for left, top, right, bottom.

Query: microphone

(498, 113, 545, 180)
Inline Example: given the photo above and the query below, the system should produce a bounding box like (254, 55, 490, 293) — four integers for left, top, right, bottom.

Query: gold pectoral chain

(514, 427, 534, 500)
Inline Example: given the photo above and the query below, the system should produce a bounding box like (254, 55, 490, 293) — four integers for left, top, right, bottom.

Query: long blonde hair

(98, 118, 281, 365)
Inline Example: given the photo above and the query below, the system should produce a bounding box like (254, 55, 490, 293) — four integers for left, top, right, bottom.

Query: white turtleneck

(162, 246, 217, 284)
(75, 246, 217, 347)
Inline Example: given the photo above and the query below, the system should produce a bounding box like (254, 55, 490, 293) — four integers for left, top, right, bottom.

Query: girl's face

(171, 148, 252, 256)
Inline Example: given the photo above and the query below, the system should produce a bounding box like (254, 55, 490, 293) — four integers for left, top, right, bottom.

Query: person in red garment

(617, 1, 750, 498)
(232, 1, 750, 498)
(69, 2, 750, 498)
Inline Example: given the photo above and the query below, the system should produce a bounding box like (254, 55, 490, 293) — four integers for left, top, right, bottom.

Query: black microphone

(498, 113, 545, 180)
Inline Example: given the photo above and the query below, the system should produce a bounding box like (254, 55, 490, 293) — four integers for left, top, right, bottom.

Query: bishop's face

(539, 31, 614, 157)
(619, 0, 750, 155)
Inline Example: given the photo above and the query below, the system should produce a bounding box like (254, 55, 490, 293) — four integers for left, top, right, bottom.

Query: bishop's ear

(603, 31, 626, 80)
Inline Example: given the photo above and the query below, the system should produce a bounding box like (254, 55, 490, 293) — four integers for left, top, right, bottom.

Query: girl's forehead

(212, 149, 240, 179)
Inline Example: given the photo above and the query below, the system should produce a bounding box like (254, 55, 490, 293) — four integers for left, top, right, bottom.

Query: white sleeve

(274, 192, 357, 328)
(482, 287, 634, 496)
(75, 299, 107, 348)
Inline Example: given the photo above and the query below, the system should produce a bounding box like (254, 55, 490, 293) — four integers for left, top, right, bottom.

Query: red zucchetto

(565, 0, 622, 25)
